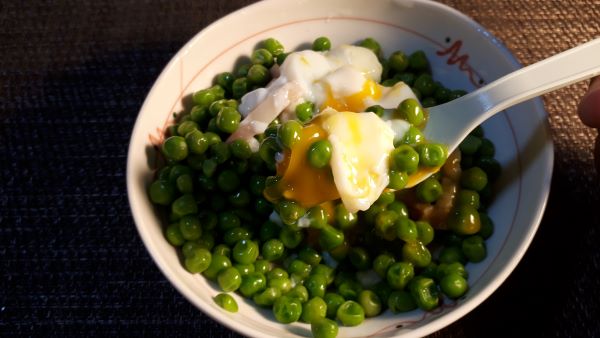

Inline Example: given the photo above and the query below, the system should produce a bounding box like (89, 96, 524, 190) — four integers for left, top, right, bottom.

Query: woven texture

(1, 0, 598, 337)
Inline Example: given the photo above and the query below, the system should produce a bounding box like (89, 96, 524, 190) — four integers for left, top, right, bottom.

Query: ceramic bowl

(127, 0, 553, 336)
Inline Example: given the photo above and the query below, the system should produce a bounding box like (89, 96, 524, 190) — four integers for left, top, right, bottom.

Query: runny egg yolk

(271, 123, 340, 207)
(322, 79, 382, 113)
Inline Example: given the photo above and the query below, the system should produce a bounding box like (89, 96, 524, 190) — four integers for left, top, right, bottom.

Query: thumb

(578, 77, 600, 128)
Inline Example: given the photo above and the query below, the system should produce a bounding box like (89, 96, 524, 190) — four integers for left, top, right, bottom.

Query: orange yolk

(269, 123, 340, 208)
(322, 79, 382, 113)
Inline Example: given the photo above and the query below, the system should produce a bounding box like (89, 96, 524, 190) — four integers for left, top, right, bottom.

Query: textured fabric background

(1, 0, 599, 337)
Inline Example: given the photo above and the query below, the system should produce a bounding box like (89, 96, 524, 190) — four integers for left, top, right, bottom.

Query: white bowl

(126, 0, 553, 337)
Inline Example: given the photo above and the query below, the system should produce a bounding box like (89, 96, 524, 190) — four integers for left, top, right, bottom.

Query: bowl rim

(126, 0, 553, 337)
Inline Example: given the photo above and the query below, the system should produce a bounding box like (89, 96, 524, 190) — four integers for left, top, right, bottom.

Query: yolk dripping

(322, 79, 382, 113)
(267, 122, 340, 207)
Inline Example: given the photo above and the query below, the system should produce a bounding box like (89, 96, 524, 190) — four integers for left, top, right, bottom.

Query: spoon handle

(425, 38, 600, 151)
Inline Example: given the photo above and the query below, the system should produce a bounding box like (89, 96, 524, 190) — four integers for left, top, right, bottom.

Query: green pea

(413, 74, 435, 97)
(253, 287, 281, 307)
(381, 78, 398, 87)
(251, 48, 274, 68)
(214, 293, 238, 313)
(268, 277, 292, 294)
(324, 293, 345, 319)
(307, 140, 332, 168)
(336, 300, 365, 326)
(389, 50, 409, 72)
(175, 174, 194, 194)
(310, 264, 335, 285)
(227, 139, 251, 160)
(247, 64, 271, 85)
(232, 77, 248, 99)
(278, 200, 306, 225)
(223, 227, 251, 246)
(217, 266, 242, 292)
(436, 262, 469, 281)
(335, 204, 357, 229)
(337, 280, 363, 300)
(349, 247, 371, 271)
(192, 87, 218, 108)
(448, 204, 481, 235)
(190, 105, 209, 123)
(184, 247, 212, 273)
(259, 136, 280, 167)
(475, 156, 502, 182)
(179, 215, 202, 240)
(273, 295, 302, 324)
(218, 211, 241, 231)
(289, 259, 311, 279)
(295, 101, 315, 122)
(366, 104, 385, 117)
(478, 212, 494, 239)
(263, 38, 284, 56)
(311, 317, 339, 338)
(215, 107, 241, 134)
(456, 189, 480, 209)
(303, 274, 327, 299)
(394, 72, 416, 87)
(312, 36, 331, 51)
(276, 52, 288, 65)
(319, 224, 345, 250)
(462, 235, 487, 262)
(171, 194, 198, 218)
(298, 247, 322, 266)
(267, 267, 289, 280)
(459, 134, 482, 155)
(387, 261, 414, 290)
(280, 226, 304, 249)
(232, 239, 259, 265)
(415, 177, 443, 203)
(372, 253, 395, 278)
(239, 272, 267, 297)
(301, 297, 327, 324)
(216, 169, 240, 192)
(440, 272, 468, 299)
(278, 120, 303, 149)
(215, 72, 234, 92)
(408, 50, 429, 71)
(203, 131, 221, 146)
(408, 276, 439, 311)
(213, 244, 231, 258)
(202, 253, 231, 280)
(149, 180, 176, 206)
(400, 125, 425, 146)
(262, 238, 285, 261)
(183, 130, 208, 155)
(329, 241, 350, 262)
(388, 170, 408, 190)
(417, 143, 448, 167)
(439, 246, 467, 265)
(478, 138, 495, 157)
(391, 145, 419, 174)
(358, 37, 382, 58)
(259, 220, 280, 241)
(372, 281, 393, 308)
(358, 290, 382, 318)
(165, 224, 185, 246)
(376, 189, 395, 206)
(374, 211, 397, 241)
(387, 290, 417, 313)
(461, 166, 488, 191)
(286, 285, 309, 303)
(416, 221, 434, 245)
(421, 97, 437, 108)
(395, 216, 418, 242)
(181, 239, 201, 257)
(254, 259, 272, 274)
(306, 206, 328, 229)
(396, 98, 425, 126)
(402, 240, 432, 268)
(162, 136, 188, 161)
(388, 200, 409, 218)
(176, 121, 198, 136)
(434, 86, 452, 104)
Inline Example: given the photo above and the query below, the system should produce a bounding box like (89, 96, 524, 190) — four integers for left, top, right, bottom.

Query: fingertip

(578, 78, 600, 128)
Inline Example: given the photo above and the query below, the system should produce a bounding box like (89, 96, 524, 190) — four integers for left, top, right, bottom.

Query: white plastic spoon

(412, 38, 600, 186)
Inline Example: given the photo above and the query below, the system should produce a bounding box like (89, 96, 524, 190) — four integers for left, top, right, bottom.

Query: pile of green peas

(148, 36, 501, 338)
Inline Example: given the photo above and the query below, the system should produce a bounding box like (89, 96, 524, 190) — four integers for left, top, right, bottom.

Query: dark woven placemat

(1, 0, 598, 337)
